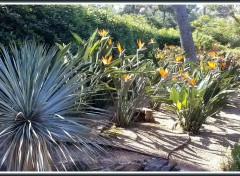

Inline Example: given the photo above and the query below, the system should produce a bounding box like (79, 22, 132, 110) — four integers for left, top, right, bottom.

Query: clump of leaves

(0, 41, 106, 171)
(228, 140, 240, 171)
(169, 71, 237, 135)
(114, 74, 148, 127)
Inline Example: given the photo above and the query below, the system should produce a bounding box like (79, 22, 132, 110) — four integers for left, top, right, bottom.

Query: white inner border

(0, 1, 239, 174)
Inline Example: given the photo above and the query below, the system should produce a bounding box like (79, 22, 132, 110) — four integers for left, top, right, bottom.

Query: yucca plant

(0, 41, 107, 171)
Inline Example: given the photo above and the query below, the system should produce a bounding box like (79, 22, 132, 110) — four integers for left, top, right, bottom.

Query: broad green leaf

(151, 70, 161, 84)
(71, 31, 84, 44)
(179, 87, 187, 103)
(90, 40, 101, 54)
(55, 43, 64, 49)
(55, 43, 71, 60)
(103, 83, 116, 91)
(191, 87, 198, 99)
(169, 87, 179, 104)
(108, 58, 123, 68)
(177, 101, 182, 110)
(83, 29, 98, 61)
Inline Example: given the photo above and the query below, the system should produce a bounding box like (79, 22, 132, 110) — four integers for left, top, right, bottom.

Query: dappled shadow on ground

(105, 105, 240, 171)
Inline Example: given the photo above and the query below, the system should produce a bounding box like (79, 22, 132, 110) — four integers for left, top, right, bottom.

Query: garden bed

(57, 95, 240, 172)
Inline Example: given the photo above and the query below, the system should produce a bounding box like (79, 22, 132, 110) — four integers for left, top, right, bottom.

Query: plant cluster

(0, 25, 239, 171)
(71, 29, 240, 134)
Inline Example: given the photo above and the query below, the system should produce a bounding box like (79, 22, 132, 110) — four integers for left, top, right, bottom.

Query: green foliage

(191, 15, 240, 50)
(70, 29, 121, 109)
(0, 5, 180, 55)
(114, 75, 148, 127)
(0, 41, 106, 171)
(168, 68, 239, 134)
(228, 140, 240, 171)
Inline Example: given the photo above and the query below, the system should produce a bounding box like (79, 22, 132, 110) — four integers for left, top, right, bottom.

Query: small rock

(0, 165, 7, 171)
(171, 166, 181, 171)
(144, 158, 169, 171)
(169, 163, 181, 171)
(57, 160, 89, 171)
(115, 162, 143, 171)
(115, 165, 125, 171)
(142, 161, 148, 168)
(179, 169, 189, 172)
(161, 165, 172, 171)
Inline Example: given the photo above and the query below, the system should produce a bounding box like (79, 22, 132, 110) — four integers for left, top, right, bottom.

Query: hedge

(0, 5, 180, 53)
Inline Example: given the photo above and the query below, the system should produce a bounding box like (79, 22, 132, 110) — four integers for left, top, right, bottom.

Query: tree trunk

(163, 11, 166, 26)
(203, 5, 206, 15)
(173, 5, 197, 62)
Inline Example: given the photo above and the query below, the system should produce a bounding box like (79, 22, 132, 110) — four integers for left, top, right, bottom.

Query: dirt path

(105, 105, 240, 171)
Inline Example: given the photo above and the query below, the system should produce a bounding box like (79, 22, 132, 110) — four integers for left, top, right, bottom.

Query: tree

(173, 5, 197, 62)
(204, 4, 240, 24)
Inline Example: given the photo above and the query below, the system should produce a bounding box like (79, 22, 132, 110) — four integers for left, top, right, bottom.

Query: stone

(169, 163, 181, 171)
(134, 108, 154, 123)
(56, 160, 89, 171)
(161, 165, 172, 171)
(0, 165, 7, 171)
(143, 158, 169, 171)
(142, 161, 148, 168)
(115, 161, 143, 171)
(170, 166, 181, 171)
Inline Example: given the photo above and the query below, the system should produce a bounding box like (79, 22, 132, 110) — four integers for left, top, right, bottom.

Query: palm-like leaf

(0, 42, 107, 171)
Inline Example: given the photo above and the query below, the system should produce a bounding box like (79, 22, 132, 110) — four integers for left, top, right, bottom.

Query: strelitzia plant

(71, 29, 115, 109)
(113, 73, 148, 127)
(169, 69, 238, 134)
(0, 41, 107, 171)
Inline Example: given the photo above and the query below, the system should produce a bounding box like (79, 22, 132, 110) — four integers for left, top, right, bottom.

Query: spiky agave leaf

(0, 41, 107, 171)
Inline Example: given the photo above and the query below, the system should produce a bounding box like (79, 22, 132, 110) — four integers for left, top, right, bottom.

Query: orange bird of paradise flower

(149, 38, 155, 44)
(108, 39, 113, 45)
(159, 68, 169, 78)
(208, 51, 218, 57)
(102, 55, 112, 65)
(183, 72, 189, 79)
(178, 68, 183, 75)
(137, 39, 145, 49)
(117, 43, 123, 54)
(188, 78, 197, 86)
(212, 43, 217, 51)
(122, 74, 130, 82)
(208, 61, 216, 69)
(220, 61, 227, 68)
(98, 29, 109, 37)
(156, 53, 164, 59)
(175, 55, 183, 62)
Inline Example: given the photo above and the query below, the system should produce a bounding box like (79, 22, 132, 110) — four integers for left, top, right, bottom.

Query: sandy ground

(104, 96, 240, 171)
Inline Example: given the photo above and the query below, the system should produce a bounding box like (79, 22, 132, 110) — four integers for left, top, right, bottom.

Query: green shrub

(0, 5, 180, 54)
(191, 15, 240, 49)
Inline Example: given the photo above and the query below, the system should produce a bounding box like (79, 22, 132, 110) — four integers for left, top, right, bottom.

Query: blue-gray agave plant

(0, 42, 106, 171)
